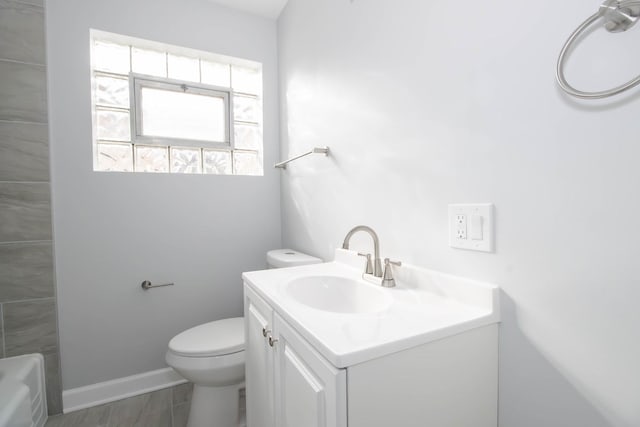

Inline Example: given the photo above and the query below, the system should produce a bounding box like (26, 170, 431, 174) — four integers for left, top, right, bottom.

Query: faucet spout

(342, 225, 383, 277)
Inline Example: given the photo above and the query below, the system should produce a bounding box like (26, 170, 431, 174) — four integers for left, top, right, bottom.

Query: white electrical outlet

(449, 204, 494, 252)
(456, 214, 467, 240)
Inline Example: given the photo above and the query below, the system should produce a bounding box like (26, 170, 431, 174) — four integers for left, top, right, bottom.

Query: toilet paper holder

(141, 280, 174, 290)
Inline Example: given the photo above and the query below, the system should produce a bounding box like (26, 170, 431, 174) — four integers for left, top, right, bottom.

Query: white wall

(46, 0, 281, 389)
(278, 1, 640, 426)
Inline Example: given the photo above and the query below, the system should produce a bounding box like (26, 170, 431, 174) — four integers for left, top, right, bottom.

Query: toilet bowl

(166, 317, 244, 427)
(166, 249, 322, 427)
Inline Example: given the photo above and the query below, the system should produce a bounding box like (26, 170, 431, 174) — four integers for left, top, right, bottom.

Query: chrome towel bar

(274, 146, 329, 169)
(557, 0, 640, 99)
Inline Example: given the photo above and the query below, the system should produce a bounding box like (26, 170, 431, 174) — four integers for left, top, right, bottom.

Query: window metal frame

(129, 73, 235, 150)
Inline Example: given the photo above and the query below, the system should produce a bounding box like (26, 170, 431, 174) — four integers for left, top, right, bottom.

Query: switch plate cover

(449, 204, 494, 252)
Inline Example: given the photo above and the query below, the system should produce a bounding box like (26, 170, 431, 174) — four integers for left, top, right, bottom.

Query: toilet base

(187, 383, 242, 427)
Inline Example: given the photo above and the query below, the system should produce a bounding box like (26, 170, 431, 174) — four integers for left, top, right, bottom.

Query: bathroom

(1, 0, 639, 425)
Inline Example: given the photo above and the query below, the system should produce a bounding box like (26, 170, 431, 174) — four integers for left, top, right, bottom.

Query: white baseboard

(62, 367, 187, 413)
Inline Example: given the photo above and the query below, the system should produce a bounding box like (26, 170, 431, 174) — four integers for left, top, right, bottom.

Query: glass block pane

(234, 96, 261, 123)
(231, 65, 262, 95)
(140, 87, 227, 143)
(132, 48, 167, 77)
(233, 150, 262, 176)
(95, 75, 129, 108)
(170, 147, 202, 174)
(93, 41, 130, 74)
(135, 145, 169, 173)
(168, 54, 200, 82)
(201, 60, 231, 87)
(234, 124, 262, 150)
(203, 149, 232, 175)
(96, 143, 133, 172)
(96, 109, 130, 141)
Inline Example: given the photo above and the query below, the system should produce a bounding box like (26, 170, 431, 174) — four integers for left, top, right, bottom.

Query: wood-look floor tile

(108, 388, 172, 425)
(172, 382, 193, 406)
(172, 402, 190, 427)
(45, 403, 111, 427)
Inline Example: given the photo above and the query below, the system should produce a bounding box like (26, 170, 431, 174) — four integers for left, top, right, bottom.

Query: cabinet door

(244, 284, 275, 427)
(273, 314, 347, 427)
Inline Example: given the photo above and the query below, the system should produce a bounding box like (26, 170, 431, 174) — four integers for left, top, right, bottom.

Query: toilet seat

(165, 317, 246, 388)
(165, 347, 244, 381)
(168, 317, 244, 358)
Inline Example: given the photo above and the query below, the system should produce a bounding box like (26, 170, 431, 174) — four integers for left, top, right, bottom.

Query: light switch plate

(449, 204, 494, 252)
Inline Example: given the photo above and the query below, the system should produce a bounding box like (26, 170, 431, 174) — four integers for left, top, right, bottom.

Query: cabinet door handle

(262, 327, 271, 338)
(268, 335, 278, 347)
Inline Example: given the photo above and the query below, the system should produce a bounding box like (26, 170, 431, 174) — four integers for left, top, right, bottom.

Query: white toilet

(165, 249, 322, 427)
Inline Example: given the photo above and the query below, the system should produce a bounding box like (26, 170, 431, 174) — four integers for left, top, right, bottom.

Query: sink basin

(285, 275, 392, 314)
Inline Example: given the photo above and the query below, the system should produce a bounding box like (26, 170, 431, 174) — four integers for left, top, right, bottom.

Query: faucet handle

(381, 258, 402, 288)
(384, 258, 402, 267)
(357, 252, 374, 275)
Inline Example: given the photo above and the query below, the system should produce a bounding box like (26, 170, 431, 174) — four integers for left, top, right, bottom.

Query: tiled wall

(0, 0, 62, 415)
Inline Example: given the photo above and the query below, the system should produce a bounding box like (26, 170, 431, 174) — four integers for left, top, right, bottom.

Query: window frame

(129, 73, 235, 150)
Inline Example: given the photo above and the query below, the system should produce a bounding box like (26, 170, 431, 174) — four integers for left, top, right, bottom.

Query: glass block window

(90, 30, 263, 176)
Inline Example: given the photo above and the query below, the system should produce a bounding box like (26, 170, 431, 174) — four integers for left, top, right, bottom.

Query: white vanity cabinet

(242, 255, 500, 427)
(244, 285, 347, 427)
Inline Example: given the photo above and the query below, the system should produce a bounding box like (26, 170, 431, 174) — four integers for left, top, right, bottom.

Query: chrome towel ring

(557, 0, 640, 99)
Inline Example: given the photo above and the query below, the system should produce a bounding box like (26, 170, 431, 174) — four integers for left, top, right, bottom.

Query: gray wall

(46, 0, 281, 390)
(0, 0, 61, 415)
(278, 0, 640, 426)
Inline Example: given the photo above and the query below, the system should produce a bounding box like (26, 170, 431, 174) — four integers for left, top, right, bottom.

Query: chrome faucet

(342, 225, 383, 277)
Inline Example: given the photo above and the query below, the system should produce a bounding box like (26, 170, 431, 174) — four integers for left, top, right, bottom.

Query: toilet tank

(266, 249, 322, 269)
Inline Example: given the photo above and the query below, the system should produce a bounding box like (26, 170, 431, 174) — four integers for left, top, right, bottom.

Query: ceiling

(207, 0, 289, 19)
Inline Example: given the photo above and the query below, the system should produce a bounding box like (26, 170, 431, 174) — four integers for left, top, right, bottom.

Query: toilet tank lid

(267, 249, 323, 268)
(168, 317, 244, 357)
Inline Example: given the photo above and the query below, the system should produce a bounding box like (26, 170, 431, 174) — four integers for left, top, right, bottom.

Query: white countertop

(242, 249, 500, 368)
